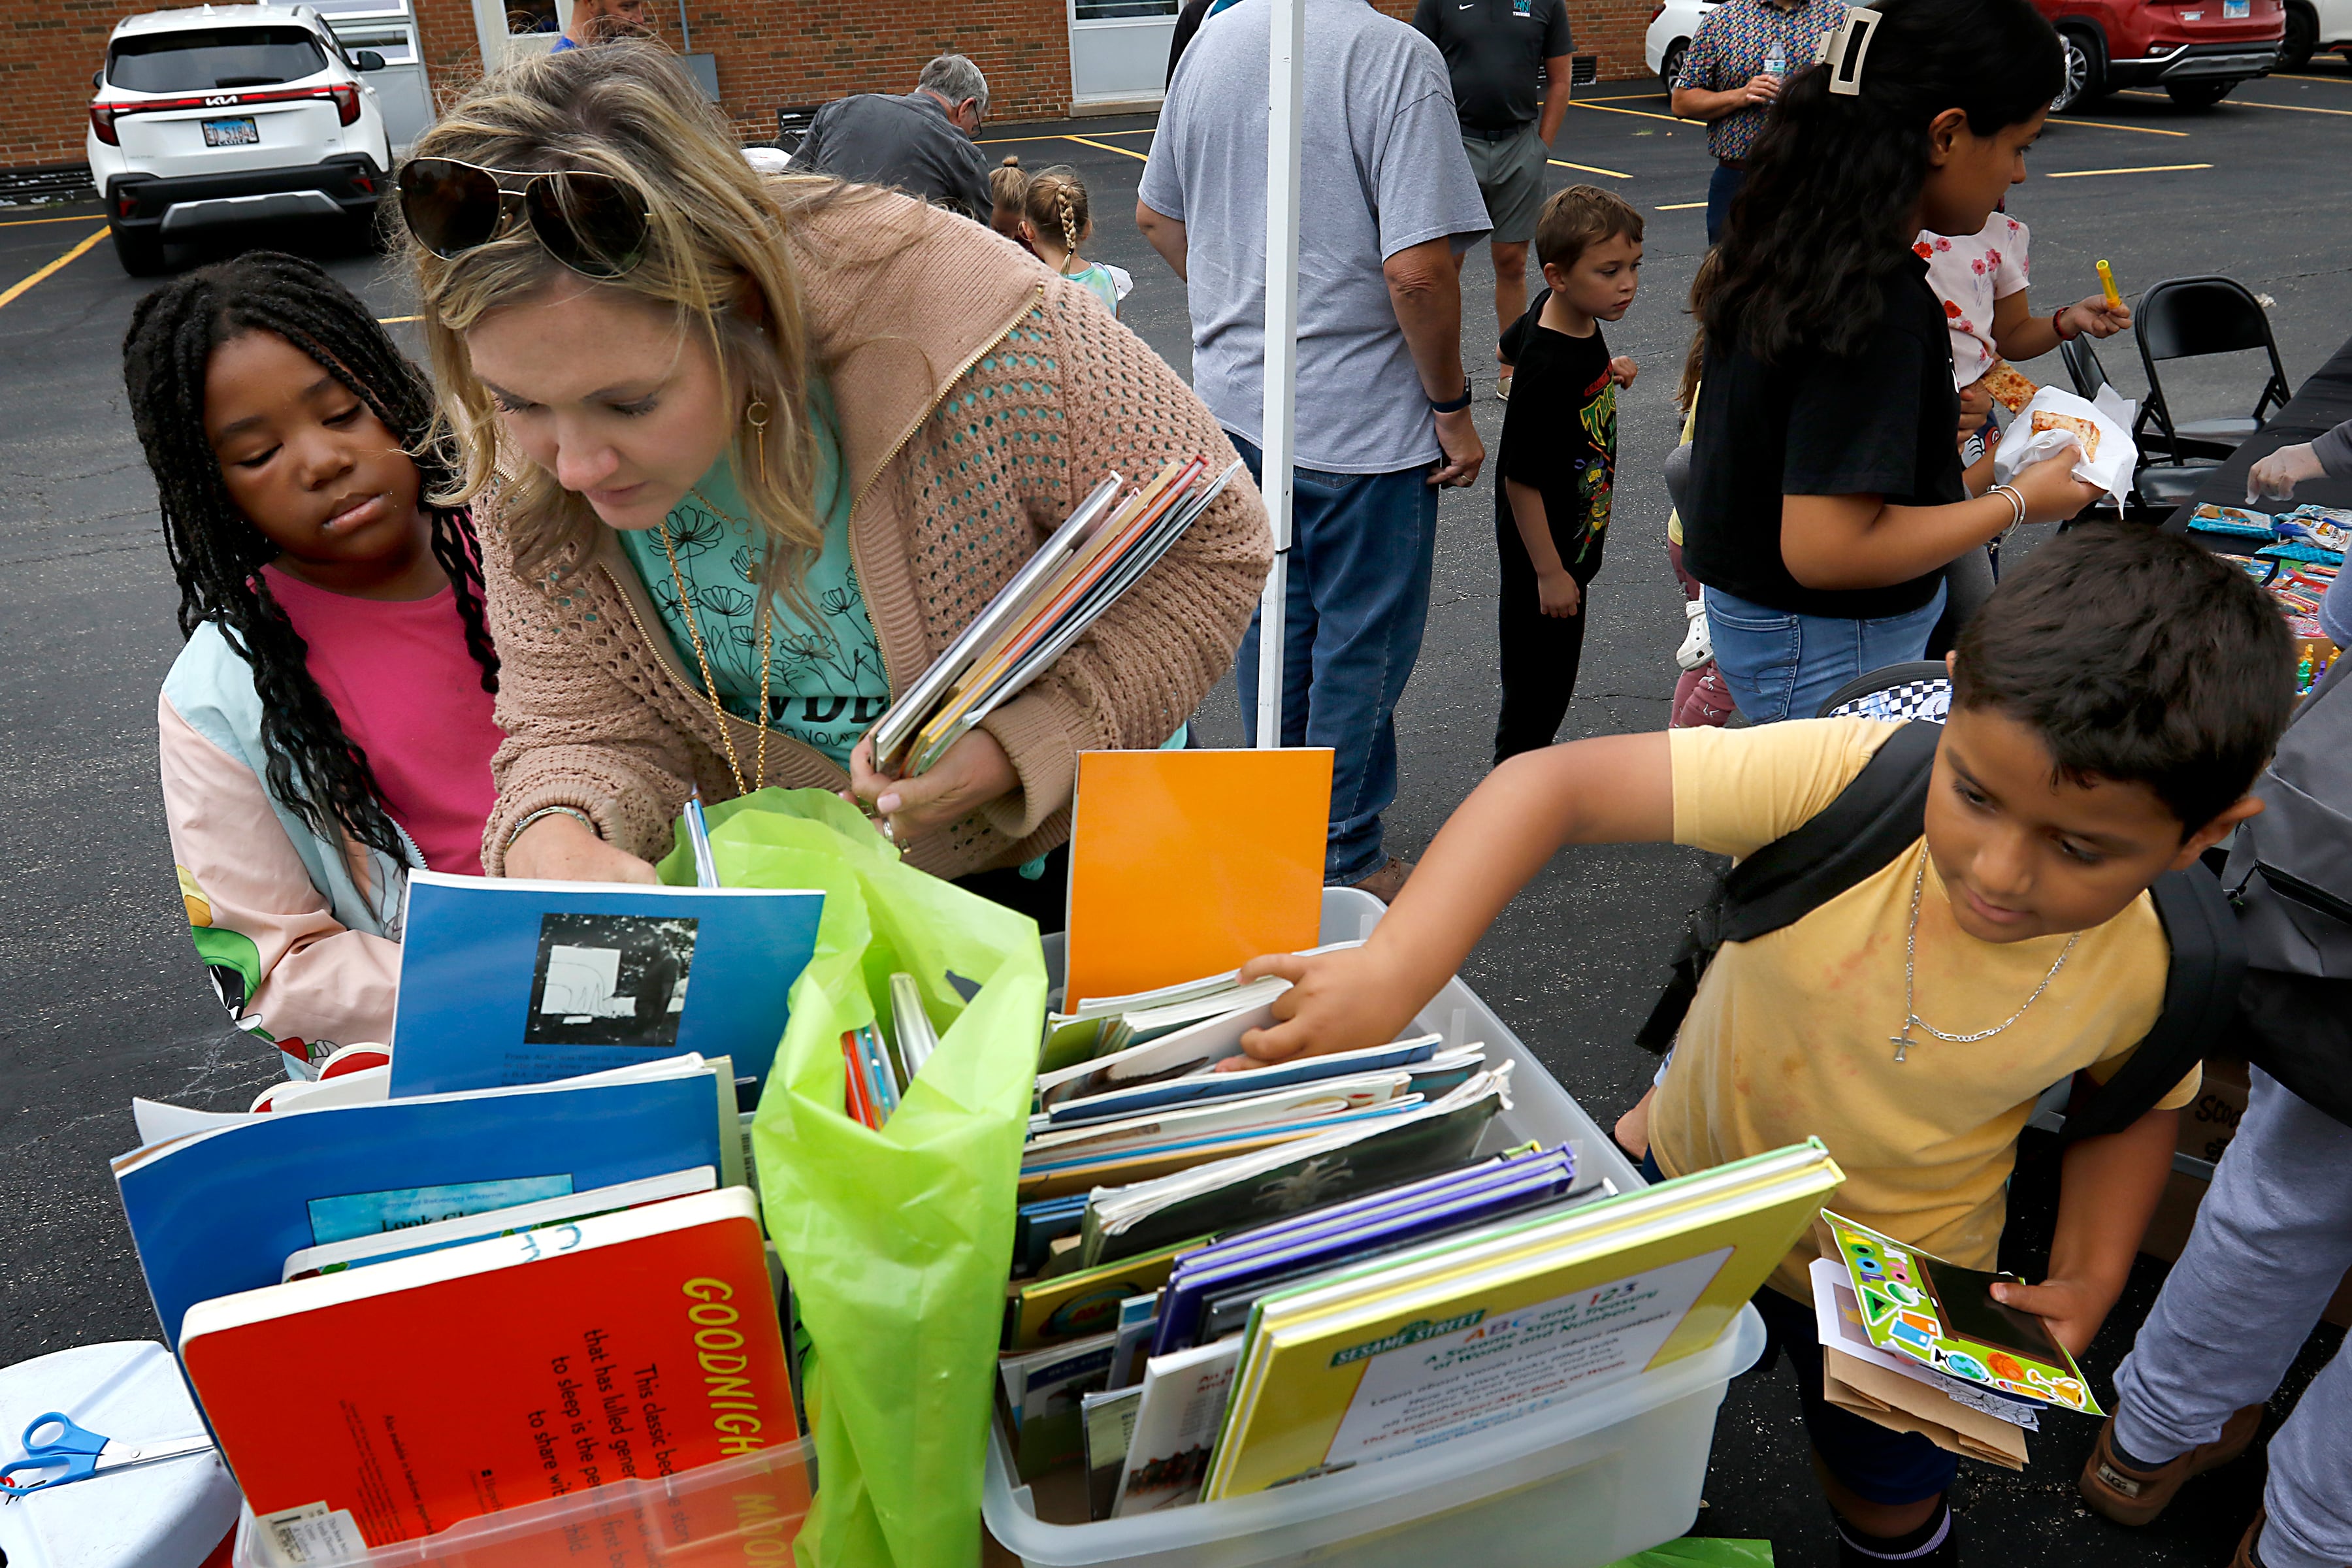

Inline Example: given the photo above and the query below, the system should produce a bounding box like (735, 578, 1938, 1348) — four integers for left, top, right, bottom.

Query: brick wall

(3, 0, 138, 168)
(1, 0, 1654, 173)
(404, 0, 1075, 141)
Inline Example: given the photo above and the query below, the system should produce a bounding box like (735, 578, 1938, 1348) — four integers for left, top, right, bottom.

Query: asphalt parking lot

(4, 59, 2351, 1567)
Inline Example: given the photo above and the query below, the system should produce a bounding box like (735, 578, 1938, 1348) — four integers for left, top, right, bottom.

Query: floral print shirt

(1916, 214, 2031, 389)
(1672, 0, 1845, 163)
(619, 383, 890, 770)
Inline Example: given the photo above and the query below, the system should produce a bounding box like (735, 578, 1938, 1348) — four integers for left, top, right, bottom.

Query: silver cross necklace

(1891, 858, 2078, 1063)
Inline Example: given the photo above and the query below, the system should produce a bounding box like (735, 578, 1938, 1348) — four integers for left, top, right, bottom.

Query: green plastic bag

(658, 789, 1043, 1568)
(1603, 1539, 1775, 1568)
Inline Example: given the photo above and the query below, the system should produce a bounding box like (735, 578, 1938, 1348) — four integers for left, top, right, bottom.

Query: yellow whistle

(2097, 259, 2122, 309)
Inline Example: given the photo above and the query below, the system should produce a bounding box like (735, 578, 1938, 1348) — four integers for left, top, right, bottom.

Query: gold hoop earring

(745, 396, 771, 473)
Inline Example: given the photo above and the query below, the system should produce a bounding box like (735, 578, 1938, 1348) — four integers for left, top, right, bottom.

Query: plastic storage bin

(989, 887, 1766, 1568)
(227, 1436, 812, 1567)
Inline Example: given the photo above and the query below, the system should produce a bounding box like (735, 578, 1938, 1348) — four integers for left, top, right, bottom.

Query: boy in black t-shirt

(1491, 185, 1642, 763)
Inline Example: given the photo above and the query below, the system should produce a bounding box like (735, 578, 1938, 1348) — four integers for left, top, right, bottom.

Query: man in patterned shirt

(1669, 0, 1843, 243)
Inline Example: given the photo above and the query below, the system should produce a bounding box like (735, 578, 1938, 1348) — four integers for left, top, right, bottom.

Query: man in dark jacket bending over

(796, 54, 994, 221)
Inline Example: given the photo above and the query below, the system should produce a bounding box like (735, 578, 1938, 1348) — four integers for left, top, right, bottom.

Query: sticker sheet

(1821, 1210, 2102, 1416)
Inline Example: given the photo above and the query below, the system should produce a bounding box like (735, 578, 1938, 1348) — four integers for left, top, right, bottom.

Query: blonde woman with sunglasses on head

(400, 45, 1270, 921)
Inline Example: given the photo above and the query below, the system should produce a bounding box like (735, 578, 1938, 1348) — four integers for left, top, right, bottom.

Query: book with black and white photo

(387, 871, 825, 1097)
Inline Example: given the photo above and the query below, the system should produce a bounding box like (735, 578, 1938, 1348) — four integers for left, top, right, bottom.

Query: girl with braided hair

(129, 251, 503, 1073)
(1015, 164, 1127, 319)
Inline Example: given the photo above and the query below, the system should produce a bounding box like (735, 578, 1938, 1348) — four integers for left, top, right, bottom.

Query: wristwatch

(1429, 384, 1473, 414)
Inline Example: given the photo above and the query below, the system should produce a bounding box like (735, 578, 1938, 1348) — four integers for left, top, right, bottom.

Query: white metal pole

(1254, 0, 1305, 747)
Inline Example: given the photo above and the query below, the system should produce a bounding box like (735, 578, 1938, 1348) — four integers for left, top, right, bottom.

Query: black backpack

(1636, 719, 2244, 1145)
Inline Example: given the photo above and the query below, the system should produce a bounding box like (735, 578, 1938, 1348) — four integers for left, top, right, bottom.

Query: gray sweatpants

(2113, 1068, 2352, 1568)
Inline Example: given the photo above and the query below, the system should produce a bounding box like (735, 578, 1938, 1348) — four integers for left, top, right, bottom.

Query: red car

(2041, 0, 2285, 110)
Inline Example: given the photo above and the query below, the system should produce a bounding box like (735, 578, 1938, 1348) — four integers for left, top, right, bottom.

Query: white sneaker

(1676, 598, 1713, 671)
(1495, 373, 1512, 402)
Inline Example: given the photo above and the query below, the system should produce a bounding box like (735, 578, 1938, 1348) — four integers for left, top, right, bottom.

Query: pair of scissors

(0, 1412, 216, 1497)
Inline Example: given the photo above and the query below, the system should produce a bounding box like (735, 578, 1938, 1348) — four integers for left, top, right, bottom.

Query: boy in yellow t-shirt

(1235, 523, 2295, 1568)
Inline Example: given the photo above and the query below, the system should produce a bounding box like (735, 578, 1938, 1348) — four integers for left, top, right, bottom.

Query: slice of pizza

(1982, 363, 2038, 414)
(2031, 409, 2101, 462)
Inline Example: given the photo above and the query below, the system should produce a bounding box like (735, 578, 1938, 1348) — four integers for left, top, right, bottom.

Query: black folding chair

(2057, 335, 2211, 512)
(2059, 334, 2108, 401)
(2134, 275, 2293, 463)
(775, 105, 821, 157)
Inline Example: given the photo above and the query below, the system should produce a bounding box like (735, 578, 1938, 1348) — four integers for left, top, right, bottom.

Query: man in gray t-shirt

(1137, 0, 1490, 901)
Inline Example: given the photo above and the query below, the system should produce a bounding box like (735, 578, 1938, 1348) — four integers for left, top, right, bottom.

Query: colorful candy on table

(2189, 504, 2343, 691)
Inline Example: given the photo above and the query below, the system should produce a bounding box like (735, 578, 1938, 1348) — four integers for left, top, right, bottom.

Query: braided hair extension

(123, 251, 498, 868)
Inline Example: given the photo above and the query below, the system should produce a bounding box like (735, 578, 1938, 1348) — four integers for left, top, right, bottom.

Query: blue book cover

(114, 1061, 731, 1349)
(387, 872, 823, 1096)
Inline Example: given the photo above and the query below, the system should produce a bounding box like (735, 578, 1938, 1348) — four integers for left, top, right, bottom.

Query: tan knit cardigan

(476, 187, 1273, 879)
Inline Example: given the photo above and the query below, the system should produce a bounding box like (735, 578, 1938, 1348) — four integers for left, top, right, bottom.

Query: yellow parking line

(0, 223, 106, 310)
(2052, 116, 2191, 135)
(1656, 200, 1708, 210)
(2270, 71, 2352, 83)
(0, 212, 109, 227)
(1056, 133, 1151, 161)
(1575, 91, 1669, 102)
(1548, 157, 1633, 179)
(2044, 161, 2213, 178)
(2121, 88, 2352, 115)
(1566, 99, 1700, 125)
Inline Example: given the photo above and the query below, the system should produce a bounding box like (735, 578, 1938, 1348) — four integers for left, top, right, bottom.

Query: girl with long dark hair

(1680, 0, 2101, 724)
(130, 252, 502, 1072)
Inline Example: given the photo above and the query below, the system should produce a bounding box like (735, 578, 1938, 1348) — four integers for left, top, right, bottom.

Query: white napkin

(1993, 385, 2138, 505)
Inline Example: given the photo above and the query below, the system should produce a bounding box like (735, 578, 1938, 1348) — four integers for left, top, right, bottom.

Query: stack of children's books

(994, 956, 1850, 1518)
(1807, 1211, 2104, 1469)
(120, 1051, 810, 1563)
(110, 870, 834, 1563)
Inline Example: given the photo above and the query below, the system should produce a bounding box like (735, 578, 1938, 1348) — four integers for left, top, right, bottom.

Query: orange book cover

(180, 1187, 801, 1555)
(1063, 748, 1333, 1005)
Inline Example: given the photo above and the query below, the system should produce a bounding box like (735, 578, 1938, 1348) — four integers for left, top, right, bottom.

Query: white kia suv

(88, 3, 395, 276)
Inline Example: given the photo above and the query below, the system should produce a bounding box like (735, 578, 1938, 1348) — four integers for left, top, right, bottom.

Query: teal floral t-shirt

(619, 386, 889, 768)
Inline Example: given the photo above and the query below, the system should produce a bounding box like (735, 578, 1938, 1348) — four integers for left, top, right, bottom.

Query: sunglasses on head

(398, 156, 651, 278)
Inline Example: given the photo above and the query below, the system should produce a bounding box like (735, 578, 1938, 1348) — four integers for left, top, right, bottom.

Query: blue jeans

(1702, 582, 1948, 724)
(1232, 438, 1439, 883)
(2114, 1069, 2352, 1568)
(1705, 161, 1747, 246)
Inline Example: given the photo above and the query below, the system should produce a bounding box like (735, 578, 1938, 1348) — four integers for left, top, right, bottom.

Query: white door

(1070, 0, 1178, 108)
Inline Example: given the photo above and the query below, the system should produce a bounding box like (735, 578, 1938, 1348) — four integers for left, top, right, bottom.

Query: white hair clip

(1815, 5, 1884, 95)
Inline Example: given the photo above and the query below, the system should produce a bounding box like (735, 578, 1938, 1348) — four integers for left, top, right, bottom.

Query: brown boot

(2229, 1508, 2268, 1568)
(1340, 855, 1414, 905)
(2078, 1403, 2264, 1527)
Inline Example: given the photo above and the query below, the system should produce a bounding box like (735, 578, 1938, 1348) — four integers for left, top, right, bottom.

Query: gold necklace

(655, 486, 772, 795)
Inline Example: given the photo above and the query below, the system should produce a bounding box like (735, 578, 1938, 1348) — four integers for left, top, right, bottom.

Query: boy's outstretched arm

(1991, 1102, 2178, 1356)
(1237, 732, 1675, 1063)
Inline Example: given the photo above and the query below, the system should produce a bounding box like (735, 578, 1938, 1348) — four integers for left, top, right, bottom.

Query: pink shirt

(263, 566, 502, 876)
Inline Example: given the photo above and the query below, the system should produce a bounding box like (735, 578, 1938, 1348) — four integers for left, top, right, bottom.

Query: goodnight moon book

(1822, 1210, 2103, 1416)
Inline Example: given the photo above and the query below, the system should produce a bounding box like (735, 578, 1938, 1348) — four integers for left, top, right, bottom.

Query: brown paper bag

(1820, 1345, 2029, 1470)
